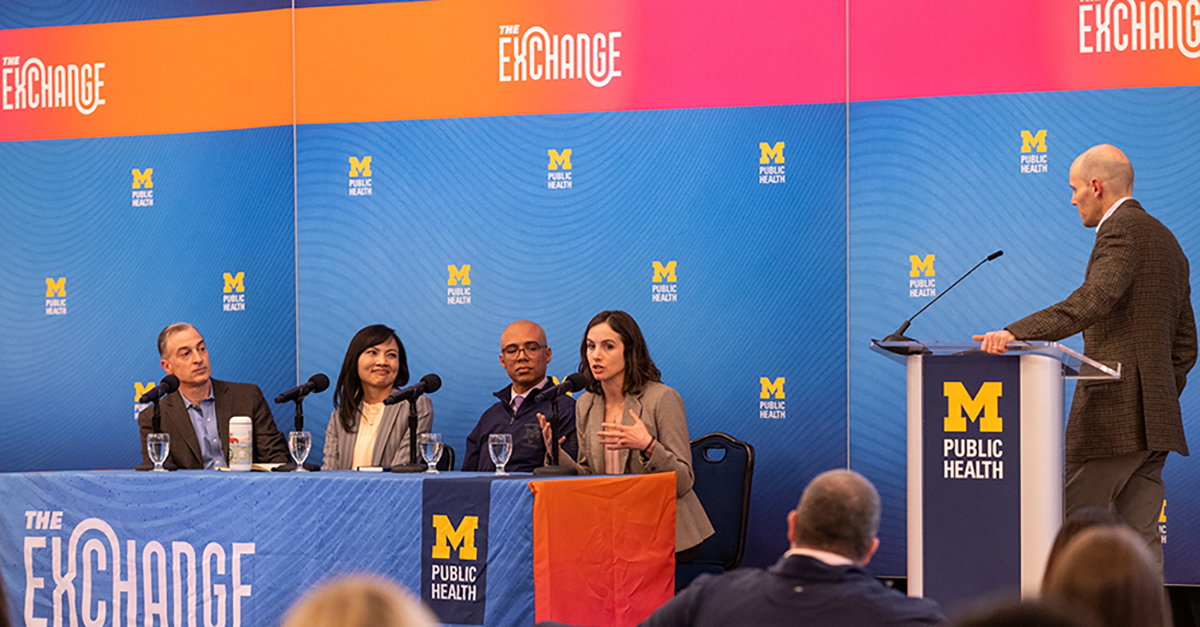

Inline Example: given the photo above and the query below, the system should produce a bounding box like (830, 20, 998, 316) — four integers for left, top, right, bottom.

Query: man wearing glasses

(462, 320, 578, 472)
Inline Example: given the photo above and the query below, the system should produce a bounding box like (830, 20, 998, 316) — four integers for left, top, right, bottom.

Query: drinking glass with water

(488, 433, 512, 475)
(147, 433, 170, 472)
(288, 431, 311, 471)
(420, 433, 443, 473)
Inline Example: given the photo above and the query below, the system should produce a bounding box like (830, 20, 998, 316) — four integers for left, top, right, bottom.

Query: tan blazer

(563, 381, 714, 551)
(1008, 200, 1196, 461)
(322, 396, 434, 469)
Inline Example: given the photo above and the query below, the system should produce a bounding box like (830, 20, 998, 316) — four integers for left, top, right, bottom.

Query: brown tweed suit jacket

(137, 379, 290, 469)
(1006, 200, 1197, 462)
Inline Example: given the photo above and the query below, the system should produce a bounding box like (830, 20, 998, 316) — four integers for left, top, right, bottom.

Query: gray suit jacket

(1007, 200, 1197, 461)
(564, 381, 714, 551)
(137, 378, 289, 469)
(322, 396, 434, 469)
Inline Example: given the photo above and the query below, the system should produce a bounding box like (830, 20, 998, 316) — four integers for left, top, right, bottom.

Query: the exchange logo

(132, 168, 154, 207)
(223, 271, 245, 312)
(547, 149, 572, 189)
(22, 514, 256, 627)
(758, 377, 785, 419)
(1078, 1, 1200, 58)
(909, 254, 935, 298)
(1020, 130, 1048, 174)
(448, 265, 471, 305)
(758, 142, 785, 184)
(45, 277, 67, 315)
(498, 25, 622, 87)
(1, 56, 106, 115)
(651, 261, 677, 303)
(349, 156, 373, 196)
(942, 381, 1004, 480)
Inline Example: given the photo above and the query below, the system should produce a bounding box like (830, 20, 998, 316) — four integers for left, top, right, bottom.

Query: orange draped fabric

(531, 473, 675, 626)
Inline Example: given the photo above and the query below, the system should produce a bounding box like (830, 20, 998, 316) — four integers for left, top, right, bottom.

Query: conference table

(0, 470, 676, 627)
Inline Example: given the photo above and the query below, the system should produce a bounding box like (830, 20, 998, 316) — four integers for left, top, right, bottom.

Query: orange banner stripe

(0, 9, 292, 141)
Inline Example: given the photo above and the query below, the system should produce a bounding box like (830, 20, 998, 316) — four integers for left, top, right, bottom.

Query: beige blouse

(351, 402, 385, 468)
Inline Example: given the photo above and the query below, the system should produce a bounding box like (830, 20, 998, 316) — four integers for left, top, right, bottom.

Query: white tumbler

(229, 416, 253, 471)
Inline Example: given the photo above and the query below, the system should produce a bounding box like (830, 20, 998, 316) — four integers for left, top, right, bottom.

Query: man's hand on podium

(973, 329, 1016, 354)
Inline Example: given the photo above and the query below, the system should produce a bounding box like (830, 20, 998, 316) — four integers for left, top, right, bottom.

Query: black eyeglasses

(502, 343, 544, 357)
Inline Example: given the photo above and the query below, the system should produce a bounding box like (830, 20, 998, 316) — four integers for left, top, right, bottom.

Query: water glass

(147, 433, 170, 472)
(420, 433, 443, 474)
(288, 431, 312, 471)
(488, 433, 513, 475)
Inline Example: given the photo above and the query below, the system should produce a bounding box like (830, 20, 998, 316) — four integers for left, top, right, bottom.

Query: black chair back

(437, 443, 456, 472)
(676, 433, 754, 590)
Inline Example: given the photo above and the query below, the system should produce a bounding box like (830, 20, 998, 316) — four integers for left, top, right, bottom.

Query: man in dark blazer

(638, 470, 945, 627)
(138, 322, 289, 469)
(462, 320, 577, 472)
(976, 144, 1197, 567)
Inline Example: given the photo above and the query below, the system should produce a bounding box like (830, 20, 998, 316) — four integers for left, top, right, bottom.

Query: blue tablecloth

(1, 470, 539, 627)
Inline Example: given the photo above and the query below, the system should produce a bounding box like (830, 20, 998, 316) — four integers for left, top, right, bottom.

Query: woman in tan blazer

(541, 310, 714, 556)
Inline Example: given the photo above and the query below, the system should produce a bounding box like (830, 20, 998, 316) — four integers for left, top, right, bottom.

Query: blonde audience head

(281, 574, 438, 627)
(1042, 525, 1167, 627)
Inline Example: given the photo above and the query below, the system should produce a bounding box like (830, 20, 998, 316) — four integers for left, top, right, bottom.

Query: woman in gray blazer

(542, 310, 714, 556)
(323, 324, 433, 470)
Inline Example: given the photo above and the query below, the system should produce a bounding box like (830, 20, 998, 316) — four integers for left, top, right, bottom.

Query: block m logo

(759, 142, 784, 164)
(944, 382, 1002, 432)
(760, 377, 785, 399)
(349, 156, 372, 177)
(652, 261, 677, 283)
(45, 277, 66, 298)
(1021, 130, 1047, 153)
(134, 382, 156, 402)
(447, 265, 471, 286)
(132, 168, 153, 189)
(910, 255, 935, 277)
(548, 149, 572, 170)
(223, 272, 245, 293)
(431, 515, 479, 560)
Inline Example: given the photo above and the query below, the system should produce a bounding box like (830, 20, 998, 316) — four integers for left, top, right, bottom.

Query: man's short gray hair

(157, 322, 198, 358)
(793, 469, 881, 561)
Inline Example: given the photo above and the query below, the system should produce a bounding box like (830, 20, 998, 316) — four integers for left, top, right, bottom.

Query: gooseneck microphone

(275, 373, 330, 404)
(139, 374, 180, 404)
(532, 373, 588, 405)
(383, 373, 442, 406)
(882, 250, 1004, 343)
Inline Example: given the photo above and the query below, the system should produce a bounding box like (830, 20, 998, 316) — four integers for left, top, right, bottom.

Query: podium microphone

(139, 374, 180, 404)
(882, 250, 1004, 343)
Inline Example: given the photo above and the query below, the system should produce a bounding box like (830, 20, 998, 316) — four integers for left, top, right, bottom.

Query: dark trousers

(1065, 450, 1168, 568)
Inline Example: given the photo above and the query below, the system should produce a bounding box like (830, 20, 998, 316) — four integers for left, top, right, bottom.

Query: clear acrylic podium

(871, 340, 1119, 607)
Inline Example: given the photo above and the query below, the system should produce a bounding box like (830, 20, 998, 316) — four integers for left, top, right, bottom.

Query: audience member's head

(953, 600, 1097, 627)
(281, 574, 438, 627)
(1044, 506, 1123, 580)
(1042, 525, 1166, 627)
(788, 469, 881, 565)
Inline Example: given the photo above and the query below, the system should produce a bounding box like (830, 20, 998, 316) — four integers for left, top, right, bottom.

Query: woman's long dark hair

(578, 310, 660, 396)
(334, 324, 409, 432)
